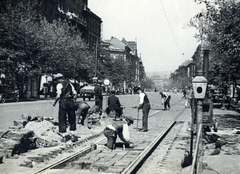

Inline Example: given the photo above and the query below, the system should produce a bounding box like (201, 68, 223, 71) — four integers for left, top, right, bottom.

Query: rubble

(0, 113, 106, 160)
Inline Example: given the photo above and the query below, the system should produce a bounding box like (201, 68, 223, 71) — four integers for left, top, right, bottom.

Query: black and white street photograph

(1, 0, 240, 173)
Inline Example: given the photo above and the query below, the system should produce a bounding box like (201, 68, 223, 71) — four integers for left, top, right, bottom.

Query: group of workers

(53, 77, 171, 150)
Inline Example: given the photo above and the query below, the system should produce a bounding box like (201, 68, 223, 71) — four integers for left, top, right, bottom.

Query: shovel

(134, 109, 140, 129)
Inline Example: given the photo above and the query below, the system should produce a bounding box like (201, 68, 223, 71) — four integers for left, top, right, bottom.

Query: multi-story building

(42, 0, 102, 48)
(102, 37, 141, 93)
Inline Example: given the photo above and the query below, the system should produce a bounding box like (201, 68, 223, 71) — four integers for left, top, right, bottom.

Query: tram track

(35, 99, 186, 174)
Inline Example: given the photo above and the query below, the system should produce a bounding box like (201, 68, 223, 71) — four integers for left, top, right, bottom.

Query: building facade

(102, 37, 141, 93)
(42, 0, 102, 48)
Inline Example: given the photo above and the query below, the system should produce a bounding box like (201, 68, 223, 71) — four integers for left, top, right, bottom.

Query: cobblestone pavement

(41, 94, 188, 174)
(1, 93, 190, 174)
(137, 107, 191, 174)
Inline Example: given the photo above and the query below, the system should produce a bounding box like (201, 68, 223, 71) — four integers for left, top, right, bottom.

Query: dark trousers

(142, 103, 150, 131)
(58, 105, 76, 133)
(95, 95, 103, 110)
(103, 128, 117, 149)
(164, 96, 171, 109)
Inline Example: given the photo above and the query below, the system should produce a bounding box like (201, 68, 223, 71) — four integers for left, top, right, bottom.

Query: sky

(88, 0, 206, 73)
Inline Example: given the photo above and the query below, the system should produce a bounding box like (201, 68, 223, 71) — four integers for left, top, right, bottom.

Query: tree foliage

(191, 0, 240, 86)
(0, 0, 43, 78)
(37, 18, 91, 79)
(0, 0, 145, 93)
(0, 0, 93, 81)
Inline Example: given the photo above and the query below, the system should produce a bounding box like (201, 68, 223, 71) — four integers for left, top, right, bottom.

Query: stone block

(3, 129, 34, 141)
(103, 160, 116, 166)
(13, 120, 28, 127)
(105, 166, 125, 173)
(92, 162, 108, 172)
(0, 148, 13, 158)
(71, 161, 84, 169)
(27, 155, 44, 163)
(114, 159, 131, 166)
(82, 160, 92, 170)
(21, 115, 32, 121)
(19, 160, 33, 168)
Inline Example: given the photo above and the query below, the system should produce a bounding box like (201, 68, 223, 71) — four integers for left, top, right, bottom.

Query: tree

(0, 0, 43, 79)
(38, 18, 91, 80)
(141, 76, 154, 90)
(190, 0, 240, 87)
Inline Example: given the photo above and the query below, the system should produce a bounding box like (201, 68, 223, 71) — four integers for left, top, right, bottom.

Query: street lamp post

(191, 70, 208, 173)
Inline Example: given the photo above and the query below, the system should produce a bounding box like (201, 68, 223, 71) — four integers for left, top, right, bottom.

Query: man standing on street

(94, 79, 103, 115)
(159, 91, 171, 110)
(137, 88, 151, 132)
(53, 78, 78, 142)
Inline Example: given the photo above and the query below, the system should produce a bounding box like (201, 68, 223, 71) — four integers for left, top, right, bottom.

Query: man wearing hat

(137, 87, 151, 132)
(94, 79, 103, 115)
(53, 78, 78, 142)
(103, 116, 134, 150)
(159, 91, 171, 110)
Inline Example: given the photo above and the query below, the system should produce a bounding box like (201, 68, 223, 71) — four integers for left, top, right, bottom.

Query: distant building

(150, 74, 169, 91)
(102, 37, 141, 93)
(151, 75, 163, 90)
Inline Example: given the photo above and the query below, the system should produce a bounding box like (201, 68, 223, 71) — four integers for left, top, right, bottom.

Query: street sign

(103, 79, 110, 86)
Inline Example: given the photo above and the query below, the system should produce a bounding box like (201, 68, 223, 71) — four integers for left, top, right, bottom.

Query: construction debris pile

(0, 113, 106, 160)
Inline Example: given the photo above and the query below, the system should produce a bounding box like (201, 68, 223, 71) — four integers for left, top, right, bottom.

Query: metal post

(190, 98, 195, 158)
(196, 99, 203, 173)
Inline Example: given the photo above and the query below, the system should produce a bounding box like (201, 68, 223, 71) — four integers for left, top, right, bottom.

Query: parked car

(0, 85, 19, 103)
(80, 85, 95, 101)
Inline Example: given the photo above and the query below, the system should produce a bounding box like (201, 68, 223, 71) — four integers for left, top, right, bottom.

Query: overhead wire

(159, 0, 184, 56)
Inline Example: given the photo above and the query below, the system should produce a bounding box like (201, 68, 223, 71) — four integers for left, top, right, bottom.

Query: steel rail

(190, 123, 203, 174)
(122, 120, 176, 174)
(123, 105, 186, 174)
(35, 98, 186, 174)
(35, 137, 106, 174)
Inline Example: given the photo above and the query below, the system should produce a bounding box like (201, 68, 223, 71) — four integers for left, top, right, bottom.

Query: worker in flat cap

(103, 116, 134, 150)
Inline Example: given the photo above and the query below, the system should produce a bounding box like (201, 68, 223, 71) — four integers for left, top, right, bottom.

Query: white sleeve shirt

(139, 92, 145, 105)
(56, 82, 76, 98)
(56, 83, 63, 98)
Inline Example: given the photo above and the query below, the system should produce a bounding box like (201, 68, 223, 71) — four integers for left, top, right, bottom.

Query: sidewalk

(180, 107, 240, 174)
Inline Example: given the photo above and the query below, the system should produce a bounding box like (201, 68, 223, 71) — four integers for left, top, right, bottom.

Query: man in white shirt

(159, 91, 171, 110)
(53, 78, 78, 142)
(103, 116, 134, 150)
(137, 88, 151, 132)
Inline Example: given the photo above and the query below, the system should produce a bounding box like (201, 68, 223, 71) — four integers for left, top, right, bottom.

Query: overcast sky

(88, 0, 205, 73)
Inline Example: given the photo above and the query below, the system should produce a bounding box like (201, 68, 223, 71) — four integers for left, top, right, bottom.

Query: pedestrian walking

(75, 101, 90, 125)
(159, 91, 171, 110)
(182, 88, 187, 99)
(137, 88, 151, 132)
(103, 116, 134, 150)
(105, 89, 123, 119)
(94, 79, 103, 115)
(53, 78, 78, 142)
